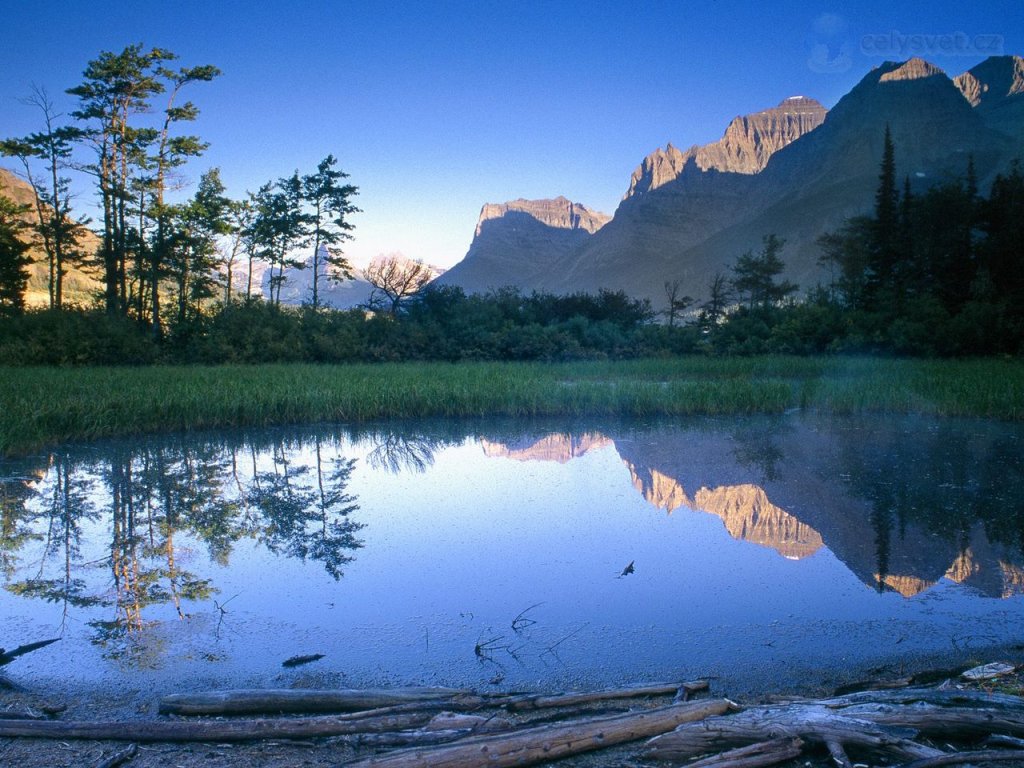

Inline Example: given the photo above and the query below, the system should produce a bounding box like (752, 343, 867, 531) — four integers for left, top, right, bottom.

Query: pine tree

(731, 234, 797, 310)
(302, 155, 359, 308)
(0, 195, 33, 315)
(868, 124, 901, 309)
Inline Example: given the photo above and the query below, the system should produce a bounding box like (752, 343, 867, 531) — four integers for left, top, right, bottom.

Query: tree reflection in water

(0, 433, 365, 660)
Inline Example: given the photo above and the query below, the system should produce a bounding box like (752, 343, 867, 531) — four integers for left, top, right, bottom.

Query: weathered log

(683, 737, 805, 768)
(842, 702, 1024, 739)
(820, 687, 1024, 710)
(643, 704, 942, 763)
(421, 712, 512, 733)
(0, 708, 438, 742)
(342, 698, 733, 768)
(961, 663, 1016, 682)
(0, 709, 47, 720)
(503, 682, 691, 711)
(353, 729, 476, 749)
(93, 742, 138, 768)
(158, 687, 472, 716)
(898, 749, 1024, 768)
(0, 638, 60, 667)
(987, 734, 1024, 749)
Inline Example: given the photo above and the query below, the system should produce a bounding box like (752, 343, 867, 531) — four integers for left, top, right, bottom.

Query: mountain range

(438, 55, 1024, 306)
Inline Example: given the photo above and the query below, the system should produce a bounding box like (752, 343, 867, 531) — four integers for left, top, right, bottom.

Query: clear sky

(1, 1, 1020, 268)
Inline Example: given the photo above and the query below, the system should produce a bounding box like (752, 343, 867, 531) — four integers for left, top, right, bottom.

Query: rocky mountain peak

(626, 95, 827, 198)
(877, 57, 946, 82)
(954, 55, 1024, 106)
(475, 197, 610, 237)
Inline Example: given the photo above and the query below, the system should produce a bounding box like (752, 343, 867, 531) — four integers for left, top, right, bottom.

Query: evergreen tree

(868, 124, 900, 309)
(301, 155, 359, 308)
(730, 234, 797, 309)
(1, 87, 89, 310)
(0, 195, 33, 315)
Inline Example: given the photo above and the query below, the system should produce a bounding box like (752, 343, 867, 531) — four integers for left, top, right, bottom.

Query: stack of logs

(2, 672, 1024, 767)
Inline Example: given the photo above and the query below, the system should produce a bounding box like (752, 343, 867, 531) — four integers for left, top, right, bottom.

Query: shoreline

(3, 356, 1023, 457)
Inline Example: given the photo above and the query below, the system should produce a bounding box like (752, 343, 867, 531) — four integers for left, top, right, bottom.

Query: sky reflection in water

(1, 414, 1023, 696)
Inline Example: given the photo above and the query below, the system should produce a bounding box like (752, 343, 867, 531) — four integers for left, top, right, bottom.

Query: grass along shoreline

(2, 356, 1023, 456)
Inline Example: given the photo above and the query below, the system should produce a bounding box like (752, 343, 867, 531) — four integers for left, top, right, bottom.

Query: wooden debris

(343, 698, 733, 768)
(502, 681, 689, 711)
(282, 653, 325, 668)
(842, 702, 1024, 739)
(158, 687, 472, 716)
(0, 638, 60, 667)
(0, 708, 439, 742)
(93, 742, 138, 768)
(961, 662, 1016, 681)
(643, 703, 944, 763)
(898, 749, 1024, 768)
(819, 686, 1024, 710)
(683, 737, 805, 768)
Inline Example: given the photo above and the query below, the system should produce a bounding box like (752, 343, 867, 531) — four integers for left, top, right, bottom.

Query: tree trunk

(158, 687, 472, 716)
(343, 698, 732, 768)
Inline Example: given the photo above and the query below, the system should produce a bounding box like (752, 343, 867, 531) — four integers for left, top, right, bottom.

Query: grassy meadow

(2, 356, 1023, 456)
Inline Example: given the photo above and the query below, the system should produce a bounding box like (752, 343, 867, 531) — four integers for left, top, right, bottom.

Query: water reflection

(1, 415, 1023, 687)
(1, 435, 365, 658)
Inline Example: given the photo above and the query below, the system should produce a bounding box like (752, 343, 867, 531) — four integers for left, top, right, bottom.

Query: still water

(2, 414, 1023, 697)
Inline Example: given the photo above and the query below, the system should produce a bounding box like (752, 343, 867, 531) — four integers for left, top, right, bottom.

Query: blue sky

(1, 1, 1020, 267)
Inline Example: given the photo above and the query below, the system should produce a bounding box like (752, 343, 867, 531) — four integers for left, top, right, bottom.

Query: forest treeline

(0, 45, 1022, 364)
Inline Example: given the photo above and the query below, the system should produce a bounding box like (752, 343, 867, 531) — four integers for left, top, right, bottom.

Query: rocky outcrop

(435, 197, 609, 294)
(954, 55, 1024, 106)
(626, 97, 827, 198)
(475, 197, 609, 236)
(954, 55, 1024, 139)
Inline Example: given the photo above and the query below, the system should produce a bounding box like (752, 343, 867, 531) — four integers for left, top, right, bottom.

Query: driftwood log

(501, 681, 690, 711)
(0, 707, 440, 742)
(342, 698, 733, 768)
(158, 687, 472, 716)
(643, 703, 944, 763)
(683, 736, 805, 768)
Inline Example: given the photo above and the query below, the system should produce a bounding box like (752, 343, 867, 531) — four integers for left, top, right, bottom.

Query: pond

(2, 414, 1023, 699)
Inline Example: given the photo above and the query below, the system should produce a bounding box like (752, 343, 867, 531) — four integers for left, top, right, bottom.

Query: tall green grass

(2, 357, 1022, 456)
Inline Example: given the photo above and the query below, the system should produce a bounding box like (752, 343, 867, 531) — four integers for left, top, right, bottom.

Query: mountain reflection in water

(1, 414, 1022, 690)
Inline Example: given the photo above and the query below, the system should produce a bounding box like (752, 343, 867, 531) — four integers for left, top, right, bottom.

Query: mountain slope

(442, 56, 1022, 307)
(0, 167, 102, 307)
(435, 197, 609, 294)
(557, 57, 1019, 304)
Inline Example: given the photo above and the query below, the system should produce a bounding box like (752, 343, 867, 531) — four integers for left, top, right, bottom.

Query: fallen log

(342, 698, 733, 768)
(842, 702, 1024, 739)
(898, 749, 1024, 768)
(0, 708, 439, 742)
(158, 687, 472, 716)
(820, 687, 1024, 710)
(683, 737, 805, 768)
(643, 704, 943, 763)
(502, 682, 692, 711)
